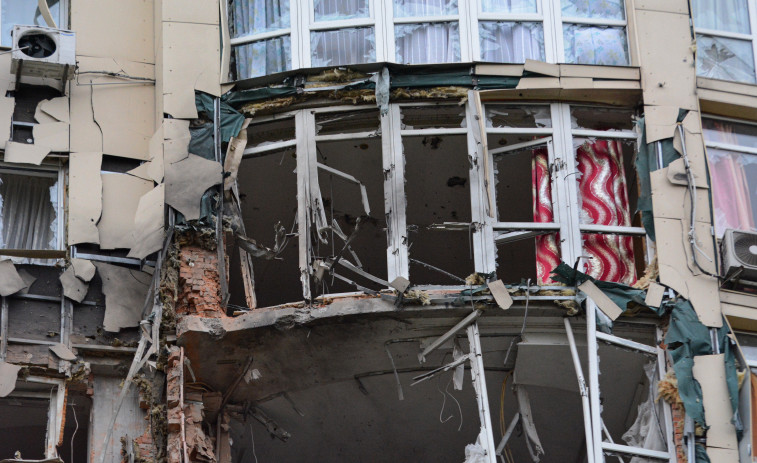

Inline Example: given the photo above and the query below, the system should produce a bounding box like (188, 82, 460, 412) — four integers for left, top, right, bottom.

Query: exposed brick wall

(177, 245, 225, 318)
(671, 402, 687, 463)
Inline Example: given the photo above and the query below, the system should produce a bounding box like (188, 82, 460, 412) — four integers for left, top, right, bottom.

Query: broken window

(692, 0, 757, 83)
(0, 377, 67, 460)
(702, 116, 757, 237)
(0, 165, 62, 264)
(400, 104, 473, 284)
(230, 115, 300, 308)
(1, 0, 65, 47)
(311, 108, 387, 295)
(478, 1, 545, 63)
(570, 106, 641, 284)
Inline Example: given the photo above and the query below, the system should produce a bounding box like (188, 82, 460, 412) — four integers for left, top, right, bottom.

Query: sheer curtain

(0, 173, 58, 264)
(576, 139, 636, 284)
(394, 0, 457, 17)
(232, 0, 291, 79)
(479, 22, 544, 63)
(532, 149, 560, 284)
(692, 0, 749, 33)
(563, 25, 628, 66)
(314, 0, 369, 21)
(395, 23, 460, 64)
(311, 27, 375, 67)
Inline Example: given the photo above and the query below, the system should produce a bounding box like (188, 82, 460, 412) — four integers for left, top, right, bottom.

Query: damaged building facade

(3, 0, 757, 462)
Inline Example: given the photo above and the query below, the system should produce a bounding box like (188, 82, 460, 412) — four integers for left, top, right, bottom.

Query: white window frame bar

(551, 103, 581, 264)
(382, 105, 409, 280)
(695, 0, 757, 85)
(295, 110, 315, 299)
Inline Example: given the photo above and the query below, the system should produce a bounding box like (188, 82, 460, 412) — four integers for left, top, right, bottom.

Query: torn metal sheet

(127, 183, 165, 259)
(35, 97, 69, 124)
(317, 162, 370, 215)
(162, 22, 221, 118)
(645, 282, 666, 308)
(223, 118, 251, 190)
(487, 280, 513, 310)
(0, 97, 13, 142)
(0, 259, 25, 296)
(579, 280, 623, 321)
(95, 262, 151, 332)
(693, 354, 738, 451)
(71, 258, 96, 282)
(98, 173, 153, 249)
(523, 59, 560, 77)
(165, 153, 222, 221)
(42, 105, 66, 143)
(17, 269, 36, 294)
(68, 152, 103, 245)
(49, 343, 76, 361)
(0, 361, 21, 397)
(644, 105, 680, 143)
(60, 267, 89, 302)
(3, 141, 50, 165)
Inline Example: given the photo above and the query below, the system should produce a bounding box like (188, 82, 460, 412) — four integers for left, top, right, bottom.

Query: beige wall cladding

(634, 8, 697, 110)
(127, 183, 165, 259)
(98, 173, 154, 249)
(693, 355, 739, 454)
(3, 141, 50, 165)
(72, 0, 155, 64)
(162, 21, 221, 118)
(68, 152, 103, 245)
(162, 0, 218, 24)
(70, 57, 155, 160)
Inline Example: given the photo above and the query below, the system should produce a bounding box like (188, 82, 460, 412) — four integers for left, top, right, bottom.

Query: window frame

(228, 0, 635, 80)
(2, 376, 66, 458)
(693, 0, 757, 84)
(0, 161, 65, 261)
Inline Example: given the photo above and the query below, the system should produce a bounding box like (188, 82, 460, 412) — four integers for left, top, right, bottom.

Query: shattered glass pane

(314, 0, 369, 22)
(485, 105, 552, 128)
(400, 105, 466, 130)
(311, 27, 376, 67)
(479, 22, 544, 63)
(561, 0, 624, 20)
(692, 0, 750, 34)
(570, 106, 634, 131)
(234, 36, 292, 80)
(394, 0, 458, 17)
(696, 34, 756, 84)
(249, 117, 296, 148)
(481, 0, 537, 14)
(0, 170, 59, 265)
(395, 22, 460, 64)
(315, 109, 380, 135)
(563, 25, 628, 66)
(1, 0, 61, 47)
(231, 0, 290, 38)
(493, 142, 554, 223)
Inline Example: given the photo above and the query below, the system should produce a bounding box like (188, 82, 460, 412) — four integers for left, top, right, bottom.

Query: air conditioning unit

(721, 229, 757, 281)
(10, 25, 75, 81)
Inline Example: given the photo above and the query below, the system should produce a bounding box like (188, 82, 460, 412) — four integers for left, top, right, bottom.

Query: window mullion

(553, 103, 582, 265)
(466, 95, 496, 274)
(550, 0, 566, 62)
(458, 0, 472, 62)
(541, 0, 558, 63)
(382, 105, 408, 280)
(750, 0, 757, 82)
(295, 110, 316, 299)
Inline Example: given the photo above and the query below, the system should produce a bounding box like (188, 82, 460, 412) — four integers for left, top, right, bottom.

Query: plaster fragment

(0, 259, 25, 296)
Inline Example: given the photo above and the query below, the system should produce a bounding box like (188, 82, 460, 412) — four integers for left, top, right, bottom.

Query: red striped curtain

(532, 140, 637, 285)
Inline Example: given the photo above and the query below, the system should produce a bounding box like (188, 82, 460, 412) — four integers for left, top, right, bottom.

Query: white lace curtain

(232, 0, 291, 79)
(0, 172, 58, 264)
(480, 22, 544, 63)
(314, 0, 368, 21)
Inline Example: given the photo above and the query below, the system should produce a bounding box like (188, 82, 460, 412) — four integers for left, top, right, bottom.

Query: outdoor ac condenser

(721, 228, 757, 281)
(10, 25, 75, 81)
